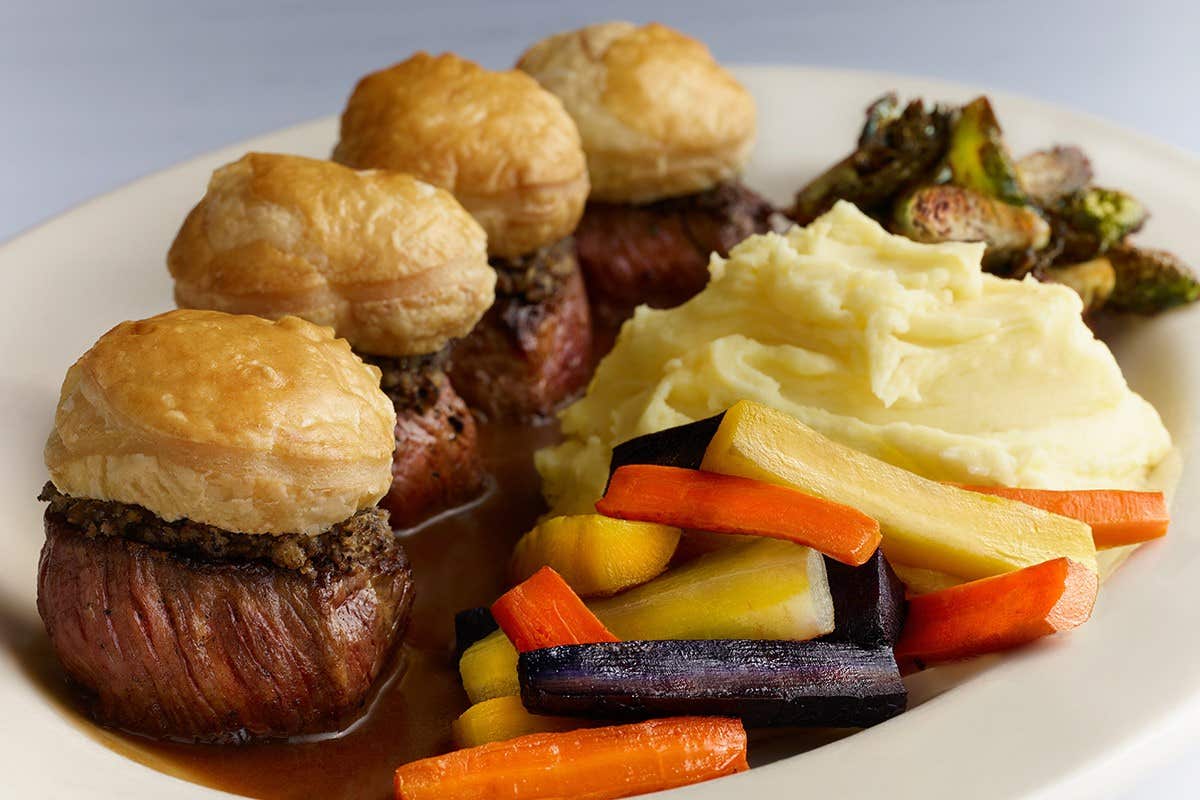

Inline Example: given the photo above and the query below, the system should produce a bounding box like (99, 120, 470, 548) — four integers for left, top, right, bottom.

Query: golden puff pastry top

(168, 153, 495, 357)
(333, 52, 589, 258)
(45, 310, 397, 535)
(518, 22, 757, 204)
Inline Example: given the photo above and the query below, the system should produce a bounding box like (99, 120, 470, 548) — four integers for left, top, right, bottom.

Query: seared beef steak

(366, 353, 485, 528)
(450, 239, 592, 421)
(575, 181, 776, 331)
(37, 507, 414, 743)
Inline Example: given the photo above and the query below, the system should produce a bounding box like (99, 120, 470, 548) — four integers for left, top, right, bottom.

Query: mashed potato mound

(537, 201, 1171, 515)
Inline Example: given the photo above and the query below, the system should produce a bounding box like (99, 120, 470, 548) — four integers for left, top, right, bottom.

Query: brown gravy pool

(21, 415, 873, 796)
(93, 422, 560, 799)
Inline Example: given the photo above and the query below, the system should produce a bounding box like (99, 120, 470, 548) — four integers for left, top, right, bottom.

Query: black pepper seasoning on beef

(357, 351, 486, 527)
(491, 237, 578, 304)
(38, 483, 393, 576)
(363, 350, 452, 412)
(449, 237, 593, 421)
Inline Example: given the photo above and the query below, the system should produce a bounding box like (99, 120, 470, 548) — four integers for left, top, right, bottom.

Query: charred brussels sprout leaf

(945, 97, 1027, 205)
(893, 185, 1050, 271)
(1107, 244, 1200, 313)
(857, 93, 901, 148)
(1016, 146, 1094, 207)
(789, 95, 953, 224)
(1057, 188, 1148, 253)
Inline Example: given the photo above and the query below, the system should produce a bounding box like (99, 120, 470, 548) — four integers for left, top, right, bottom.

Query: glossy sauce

(26, 408, 867, 796)
(94, 422, 561, 799)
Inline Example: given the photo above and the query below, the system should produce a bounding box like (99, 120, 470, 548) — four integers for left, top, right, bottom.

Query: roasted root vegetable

(607, 413, 725, 479)
(451, 695, 586, 748)
(823, 550, 906, 647)
(519, 639, 906, 728)
(590, 538, 835, 642)
(597, 464, 881, 566)
(492, 567, 618, 653)
(892, 185, 1050, 269)
(945, 97, 1026, 205)
(789, 94, 953, 224)
(889, 564, 962, 595)
(1107, 243, 1200, 313)
(673, 528, 742, 561)
(894, 557, 1098, 667)
(510, 515, 680, 597)
(460, 633, 520, 703)
(954, 486, 1169, 548)
(394, 716, 749, 800)
(701, 401, 1097, 581)
(455, 607, 498, 657)
(463, 538, 835, 702)
(1016, 146, 1093, 206)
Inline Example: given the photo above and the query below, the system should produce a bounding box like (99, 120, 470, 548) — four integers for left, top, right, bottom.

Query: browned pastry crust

(168, 153, 494, 357)
(44, 310, 396, 535)
(333, 52, 589, 258)
(518, 22, 756, 203)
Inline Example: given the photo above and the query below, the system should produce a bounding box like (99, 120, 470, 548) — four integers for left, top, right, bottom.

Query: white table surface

(2, 1, 1197, 797)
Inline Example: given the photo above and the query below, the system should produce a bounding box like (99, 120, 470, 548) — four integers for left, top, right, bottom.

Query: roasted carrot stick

(597, 464, 882, 566)
(394, 716, 749, 800)
(953, 486, 1168, 548)
(491, 566, 618, 653)
(894, 557, 1097, 668)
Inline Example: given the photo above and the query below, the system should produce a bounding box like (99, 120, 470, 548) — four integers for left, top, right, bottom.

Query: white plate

(1, 66, 1197, 800)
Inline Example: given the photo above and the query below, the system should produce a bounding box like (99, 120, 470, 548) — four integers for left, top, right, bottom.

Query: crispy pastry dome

(518, 22, 757, 204)
(332, 52, 589, 258)
(45, 310, 397, 535)
(168, 153, 494, 357)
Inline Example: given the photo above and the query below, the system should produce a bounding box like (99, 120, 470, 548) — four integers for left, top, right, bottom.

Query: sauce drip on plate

(90, 422, 557, 800)
(22, 418, 857, 798)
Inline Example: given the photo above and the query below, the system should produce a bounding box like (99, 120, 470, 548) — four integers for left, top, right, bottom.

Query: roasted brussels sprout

(893, 185, 1050, 270)
(945, 97, 1026, 205)
(1039, 257, 1116, 314)
(792, 92, 1197, 315)
(789, 94, 953, 224)
(1107, 244, 1200, 313)
(857, 93, 900, 148)
(1017, 147, 1094, 206)
(1056, 188, 1148, 253)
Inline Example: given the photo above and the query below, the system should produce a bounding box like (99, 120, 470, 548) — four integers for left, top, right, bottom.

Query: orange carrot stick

(491, 566, 618, 653)
(596, 464, 882, 566)
(953, 486, 1168, 548)
(894, 557, 1097, 668)
(394, 716, 749, 800)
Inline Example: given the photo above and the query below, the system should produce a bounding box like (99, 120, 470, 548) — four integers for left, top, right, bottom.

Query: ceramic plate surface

(1, 67, 1198, 799)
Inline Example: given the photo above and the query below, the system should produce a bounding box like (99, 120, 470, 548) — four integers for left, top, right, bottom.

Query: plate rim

(5, 63, 1198, 251)
(3, 64, 1199, 800)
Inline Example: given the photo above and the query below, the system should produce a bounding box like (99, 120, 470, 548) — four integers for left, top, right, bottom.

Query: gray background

(2, 0, 1197, 796)
(4, 0, 1200, 243)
